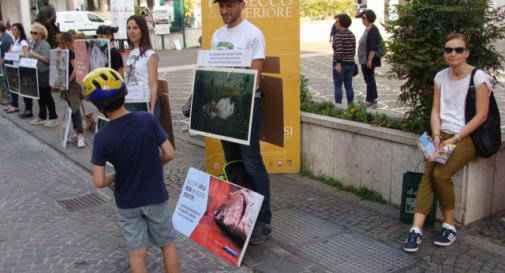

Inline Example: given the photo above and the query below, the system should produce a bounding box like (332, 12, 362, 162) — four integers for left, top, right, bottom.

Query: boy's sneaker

(30, 117, 47, 125)
(433, 225, 456, 247)
(43, 119, 59, 127)
(77, 135, 86, 148)
(403, 229, 423, 253)
(249, 222, 272, 245)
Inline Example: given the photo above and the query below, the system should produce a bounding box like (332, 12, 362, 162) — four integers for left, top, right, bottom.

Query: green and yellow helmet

(83, 68, 126, 108)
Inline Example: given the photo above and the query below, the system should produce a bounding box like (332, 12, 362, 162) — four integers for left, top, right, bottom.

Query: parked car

(355, 4, 367, 17)
(56, 11, 110, 36)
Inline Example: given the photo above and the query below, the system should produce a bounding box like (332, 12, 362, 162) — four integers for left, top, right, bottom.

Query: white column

(367, 0, 385, 25)
(20, 0, 32, 31)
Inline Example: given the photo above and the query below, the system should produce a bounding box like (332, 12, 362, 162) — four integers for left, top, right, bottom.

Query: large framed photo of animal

(189, 67, 257, 145)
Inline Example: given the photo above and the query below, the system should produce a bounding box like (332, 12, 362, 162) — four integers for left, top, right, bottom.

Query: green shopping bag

(400, 171, 437, 227)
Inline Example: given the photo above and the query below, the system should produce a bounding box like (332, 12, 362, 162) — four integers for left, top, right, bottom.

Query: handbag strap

(468, 68, 479, 98)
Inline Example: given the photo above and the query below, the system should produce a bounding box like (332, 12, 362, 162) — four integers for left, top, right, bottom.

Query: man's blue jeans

(332, 62, 355, 104)
(221, 98, 271, 224)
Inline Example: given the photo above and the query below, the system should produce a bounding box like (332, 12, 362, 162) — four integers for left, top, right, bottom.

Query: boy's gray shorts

(117, 201, 177, 251)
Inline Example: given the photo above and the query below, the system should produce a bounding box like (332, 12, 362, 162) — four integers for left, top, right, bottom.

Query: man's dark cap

(213, 0, 244, 3)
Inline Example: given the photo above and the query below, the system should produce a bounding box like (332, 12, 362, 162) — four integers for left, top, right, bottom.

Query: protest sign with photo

(60, 106, 72, 149)
(19, 66, 39, 99)
(173, 167, 263, 267)
(189, 67, 257, 145)
(75, 39, 111, 83)
(4, 64, 20, 94)
(49, 49, 69, 90)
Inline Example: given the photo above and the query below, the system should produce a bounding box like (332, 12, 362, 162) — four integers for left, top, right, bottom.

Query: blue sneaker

(433, 226, 456, 246)
(403, 230, 423, 253)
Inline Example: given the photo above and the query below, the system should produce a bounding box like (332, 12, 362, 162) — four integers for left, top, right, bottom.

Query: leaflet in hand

(417, 132, 455, 164)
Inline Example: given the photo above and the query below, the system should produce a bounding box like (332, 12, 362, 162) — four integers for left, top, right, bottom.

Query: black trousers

(361, 64, 378, 102)
(38, 87, 57, 120)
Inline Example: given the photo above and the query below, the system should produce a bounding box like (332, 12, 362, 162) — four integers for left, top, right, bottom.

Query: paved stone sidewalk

(1, 49, 505, 273)
(0, 116, 254, 273)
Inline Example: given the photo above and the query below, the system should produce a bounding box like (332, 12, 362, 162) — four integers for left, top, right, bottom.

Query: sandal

(5, 107, 20, 113)
(3, 105, 13, 111)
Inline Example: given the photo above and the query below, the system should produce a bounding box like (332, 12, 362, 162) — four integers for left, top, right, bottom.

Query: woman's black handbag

(353, 63, 359, 77)
(465, 68, 501, 158)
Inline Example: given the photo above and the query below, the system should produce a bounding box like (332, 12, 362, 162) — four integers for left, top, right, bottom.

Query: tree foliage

(300, 0, 355, 20)
(385, 0, 505, 132)
(184, 0, 195, 27)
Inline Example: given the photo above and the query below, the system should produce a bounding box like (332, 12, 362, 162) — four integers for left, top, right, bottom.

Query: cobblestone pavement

(0, 116, 252, 273)
(1, 49, 505, 273)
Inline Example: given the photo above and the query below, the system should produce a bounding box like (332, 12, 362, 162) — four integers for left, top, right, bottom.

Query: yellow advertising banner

(201, 0, 300, 175)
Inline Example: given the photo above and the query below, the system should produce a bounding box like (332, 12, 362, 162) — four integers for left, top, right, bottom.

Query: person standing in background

(357, 9, 382, 107)
(125, 15, 159, 117)
(58, 32, 85, 148)
(9, 23, 34, 118)
(329, 15, 338, 43)
(332, 13, 356, 105)
(0, 22, 15, 109)
(35, 0, 58, 48)
(96, 25, 125, 77)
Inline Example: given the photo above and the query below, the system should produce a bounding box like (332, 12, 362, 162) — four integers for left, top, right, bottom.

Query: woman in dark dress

(357, 9, 382, 107)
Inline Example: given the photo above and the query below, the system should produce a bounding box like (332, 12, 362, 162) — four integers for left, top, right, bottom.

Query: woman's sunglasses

(444, 47, 466, 54)
(30, 31, 39, 35)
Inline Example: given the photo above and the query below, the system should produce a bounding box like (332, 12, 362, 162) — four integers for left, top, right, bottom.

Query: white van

(56, 11, 110, 36)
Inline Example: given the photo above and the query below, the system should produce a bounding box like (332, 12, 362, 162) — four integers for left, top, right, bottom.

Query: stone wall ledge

(301, 111, 505, 225)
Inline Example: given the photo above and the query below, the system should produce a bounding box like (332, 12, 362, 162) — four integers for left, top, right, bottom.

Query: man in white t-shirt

(211, 0, 272, 245)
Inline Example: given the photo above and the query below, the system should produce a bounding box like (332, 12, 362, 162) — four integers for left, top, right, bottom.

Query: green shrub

(300, 0, 355, 20)
(300, 74, 420, 132)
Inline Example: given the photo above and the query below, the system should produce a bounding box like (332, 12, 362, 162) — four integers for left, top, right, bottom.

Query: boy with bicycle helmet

(84, 68, 180, 273)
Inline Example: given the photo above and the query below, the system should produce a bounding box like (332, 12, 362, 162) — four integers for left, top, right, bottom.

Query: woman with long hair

(28, 22, 58, 127)
(96, 25, 124, 76)
(59, 32, 85, 148)
(4, 23, 33, 116)
(125, 15, 159, 117)
(402, 33, 492, 253)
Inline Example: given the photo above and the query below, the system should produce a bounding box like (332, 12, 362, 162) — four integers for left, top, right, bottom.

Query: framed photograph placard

(49, 49, 69, 90)
(60, 106, 72, 149)
(19, 65, 39, 99)
(189, 67, 257, 145)
(173, 167, 263, 267)
(75, 39, 111, 83)
(4, 64, 20, 94)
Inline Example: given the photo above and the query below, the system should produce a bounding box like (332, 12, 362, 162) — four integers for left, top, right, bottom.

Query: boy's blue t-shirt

(91, 112, 169, 209)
